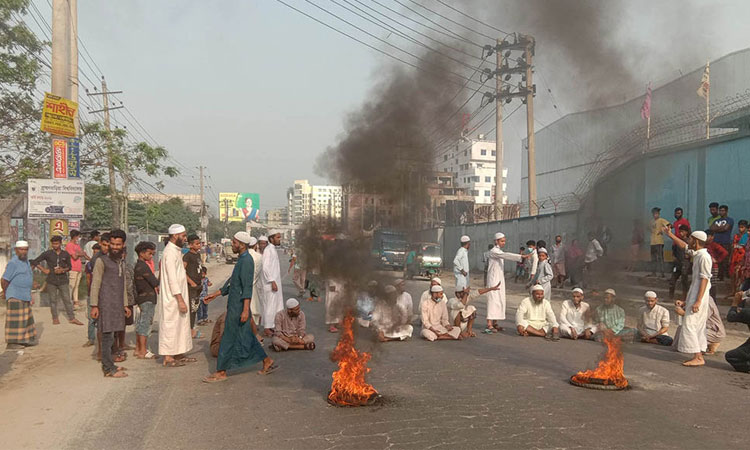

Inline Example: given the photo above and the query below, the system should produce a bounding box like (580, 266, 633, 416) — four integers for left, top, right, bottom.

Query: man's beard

(175, 237, 185, 247)
(109, 249, 123, 260)
(18, 255, 27, 261)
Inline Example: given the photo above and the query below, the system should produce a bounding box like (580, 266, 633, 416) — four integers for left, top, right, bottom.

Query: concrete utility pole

(69, 0, 78, 135)
(198, 166, 207, 241)
(494, 38, 504, 221)
(524, 37, 537, 216)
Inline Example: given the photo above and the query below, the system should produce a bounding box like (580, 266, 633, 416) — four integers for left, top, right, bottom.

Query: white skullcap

(394, 278, 404, 285)
(285, 298, 299, 308)
(460, 235, 471, 243)
(571, 287, 583, 294)
(530, 284, 545, 292)
(691, 230, 707, 242)
(268, 229, 282, 237)
(384, 285, 397, 294)
(644, 290, 657, 298)
(430, 285, 444, 293)
(604, 288, 617, 296)
(258, 235, 268, 242)
(367, 280, 378, 287)
(168, 224, 186, 235)
(247, 237, 258, 246)
(494, 232, 505, 240)
(233, 231, 252, 244)
(537, 247, 548, 255)
(14, 240, 29, 248)
(432, 277, 442, 285)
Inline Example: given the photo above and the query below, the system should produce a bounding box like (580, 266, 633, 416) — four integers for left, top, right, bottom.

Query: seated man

(372, 285, 413, 342)
(394, 279, 416, 323)
(356, 280, 378, 328)
(726, 291, 750, 373)
(595, 288, 636, 342)
(447, 283, 501, 338)
(516, 284, 560, 340)
(421, 285, 461, 341)
(271, 298, 315, 351)
(559, 288, 596, 340)
(637, 291, 673, 346)
(418, 277, 445, 309)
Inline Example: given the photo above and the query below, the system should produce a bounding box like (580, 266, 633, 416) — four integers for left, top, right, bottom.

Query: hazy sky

(29, 1, 750, 212)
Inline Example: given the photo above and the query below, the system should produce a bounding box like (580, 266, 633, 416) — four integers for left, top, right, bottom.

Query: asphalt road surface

(2, 265, 749, 449)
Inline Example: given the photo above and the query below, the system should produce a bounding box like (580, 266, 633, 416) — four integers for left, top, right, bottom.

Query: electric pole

(494, 38, 503, 221)
(87, 77, 123, 228)
(524, 37, 537, 216)
(198, 165, 207, 241)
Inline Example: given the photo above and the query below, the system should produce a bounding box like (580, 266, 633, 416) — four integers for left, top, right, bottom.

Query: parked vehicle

(371, 229, 408, 270)
(404, 242, 442, 280)
(223, 238, 237, 264)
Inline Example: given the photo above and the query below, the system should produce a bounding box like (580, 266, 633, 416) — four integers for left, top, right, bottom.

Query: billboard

(52, 138, 68, 178)
(219, 192, 260, 222)
(27, 178, 85, 219)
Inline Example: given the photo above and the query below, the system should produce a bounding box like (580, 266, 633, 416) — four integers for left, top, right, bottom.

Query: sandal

(483, 328, 495, 334)
(202, 374, 228, 383)
(163, 360, 186, 368)
(305, 342, 316, 351)
(104, 370, 128, 378)
(258, 363, 279, 375)
(178, 357, 198, 363)
(114, 354, 127, 363)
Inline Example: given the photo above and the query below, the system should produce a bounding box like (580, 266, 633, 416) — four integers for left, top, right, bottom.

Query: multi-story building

(435, 135, 508, 205)
(288, 180, 343, 226)
(265, 207, 289, 227)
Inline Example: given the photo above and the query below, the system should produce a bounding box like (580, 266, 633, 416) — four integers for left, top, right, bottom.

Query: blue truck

(371, 229, 408, 270)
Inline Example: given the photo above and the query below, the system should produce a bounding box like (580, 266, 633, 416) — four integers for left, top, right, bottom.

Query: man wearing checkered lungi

(2, 241, 37, 349)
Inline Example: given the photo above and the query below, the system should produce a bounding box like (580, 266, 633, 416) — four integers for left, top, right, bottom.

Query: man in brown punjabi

(271, 298, 315, 351)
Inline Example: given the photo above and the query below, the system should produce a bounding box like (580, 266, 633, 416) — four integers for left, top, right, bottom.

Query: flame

(571, 334, 628, 388)
(328, 315, 378, 406)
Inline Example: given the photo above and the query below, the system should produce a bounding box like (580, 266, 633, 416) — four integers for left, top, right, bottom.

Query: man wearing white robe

(453, 235, 471, 291)
(559, 288, 596, 340)
(158, 224, 194, 366)
(418, 277, 446, 322)
(260, 230, 284, 336)
(485, 232, 526, 333)
(247, 237, 264, 341)
(663, 227, 712, 367)
(372, 285, 413, 341)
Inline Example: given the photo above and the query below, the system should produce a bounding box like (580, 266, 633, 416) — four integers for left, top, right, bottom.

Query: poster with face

(219, 192, 260, 222)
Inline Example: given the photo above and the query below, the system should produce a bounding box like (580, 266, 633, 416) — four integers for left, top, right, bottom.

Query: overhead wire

(401, 0, 496, 40)
(431, 0, 512, 37)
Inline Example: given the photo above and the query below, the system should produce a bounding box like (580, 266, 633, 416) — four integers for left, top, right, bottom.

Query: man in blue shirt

(710, 204, 734, 280)
(2, 241, 37, 349)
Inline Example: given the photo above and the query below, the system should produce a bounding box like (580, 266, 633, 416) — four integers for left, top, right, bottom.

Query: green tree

(207, 216, 247, 241)
(0, 0, 48, 195)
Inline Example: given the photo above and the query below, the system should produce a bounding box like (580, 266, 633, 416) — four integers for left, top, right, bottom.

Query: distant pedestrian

(196, 267, 212, 325)
(649, 207, 670, 278)
(83, 243, 101, 347)
(183, 234, 203, 339)
(524, 240, 538, 283)
(65, 230, 85, 310)
(672, 207, 691, 235)
(669, 225, 691, 300)
(705, 231, 728, 299)
(133, 241, 159, 359)
(453, 235, 471, 292)
(529, 248, 553, 300)
(83, 230, 100, 260)
(2, 241, 37, 349)
(551, 235, 566, 288)
(710, 205, 734, 280)
(707, 202, 720, 227)
(583, 232, 604, 287)
(31, 236, 82, 326)
(566, 239, 585, 287)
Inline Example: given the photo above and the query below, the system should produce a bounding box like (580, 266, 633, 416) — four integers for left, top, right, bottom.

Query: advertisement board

(67, 138, 81, 178)
(52, 138, 68, 178)
(40, 93, 78, 137)
(27, 178, 85, 219)
(219, 192, 260, 222)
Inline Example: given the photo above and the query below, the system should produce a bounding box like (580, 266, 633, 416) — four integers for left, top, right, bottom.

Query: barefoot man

(203, 232, 276, 382)
(663, 226, 712, 366)
(485, 232, 529, 333)
(158, 224, 195, 367)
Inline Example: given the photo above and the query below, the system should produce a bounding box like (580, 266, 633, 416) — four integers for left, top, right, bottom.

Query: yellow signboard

(41, 93, 78, 137)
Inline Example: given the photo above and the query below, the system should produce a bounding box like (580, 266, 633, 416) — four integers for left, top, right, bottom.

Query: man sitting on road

(447, 283, 501, 338)
(271, 298, 315, 351)
(418, 277, 445, 311)
(637, 291, 673, 346)
(394, 279, 415, 323)
(595, 288, 636, 342)
(559, 288, 596, 340)
(372, 285, 413, 342)
(516, 284, 560, 340)
(356, 280, 378, 327)
(421, 285, 461, 341)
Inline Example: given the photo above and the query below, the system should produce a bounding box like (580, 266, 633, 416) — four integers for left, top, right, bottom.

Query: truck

(371, 229, 408, 270)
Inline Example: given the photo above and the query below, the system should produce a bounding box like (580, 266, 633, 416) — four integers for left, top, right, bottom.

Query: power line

(402, 0, 496, 40)
(431, 0, 511, 36)
(390, 0, 484, 47)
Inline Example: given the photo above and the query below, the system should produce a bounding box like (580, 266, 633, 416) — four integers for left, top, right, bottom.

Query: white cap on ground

(233, 231, 252, 244)
(432, 277, 442, 285)
(537, 247, 548, 255)
(691, 230, 708, 242)
(494, 232, 505, 240)
(430, 285, 444, 293)
(571, 287, 583, 294)
(168, 224, 186, 234)
(645, 290, 657, 298)
(247, 237, 258, 247)
(14, 240, 29, 248)
(286, 298, 299, 308)
(460, 235, 471, 243)
(258, 235, 268, 242)
(604, 288, 617, 296)
(530, 284, 545, 292)
(384, 285, 397, 294)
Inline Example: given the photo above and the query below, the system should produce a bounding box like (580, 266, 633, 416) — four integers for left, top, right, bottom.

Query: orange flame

(328, 315, 378, 406)
(571, 334, 628, 388)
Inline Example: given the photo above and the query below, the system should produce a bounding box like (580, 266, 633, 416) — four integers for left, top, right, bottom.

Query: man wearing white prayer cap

(453, 236, 471, 292)
(234, 231, 252, 244)
(529, 247, 554, 300)
(246, 235, 264, 338)
(516, 284, 560, 340)
(2, 240, 37, 348)
(270, 298, 315, 351)
(420, 285, 461, 341)
(372, 285, 413, 342)
(662, 225, 712, 366)
(418, 276, 446, 319)
(158, 224, 193, 365)
(257, 235, 269, 254)
(260, 228, 284, 336)
(559, 288, 596, 340)
(484, 231, 528, 333)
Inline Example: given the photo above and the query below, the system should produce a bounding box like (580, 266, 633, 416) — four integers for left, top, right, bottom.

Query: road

(1, 263, 749, 449)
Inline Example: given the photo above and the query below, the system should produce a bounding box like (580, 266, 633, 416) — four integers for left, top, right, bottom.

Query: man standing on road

(485, 232, 527, 333)
(89, 229, 132, 378)
(453, 235, 471, 292)
(551, 235, 566, 288)
(649, 207, 670, 278)
(202, 232, 277, 382)
(707, 202, 720, 227)
(710, 205, 734, 280)
(260, 230, 284, 337)
(183, 234, 203, 338)
(66, 230, 85, 310)
(31, 236, 82, 326)
(247, 236, 264, 341)
(158, 224, 195, 367)
(83, 230, 100, 260)
(133, 241, 159, 359)
(2, 241, 37, 349)
(672, 207, 691, 235)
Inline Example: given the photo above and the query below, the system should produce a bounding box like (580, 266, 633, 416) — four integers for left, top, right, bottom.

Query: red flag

(640, 83, 652, 120)
(697, 62, 710, 98)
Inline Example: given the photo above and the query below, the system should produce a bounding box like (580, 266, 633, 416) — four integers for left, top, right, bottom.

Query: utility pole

(198, 165, 207, 241)
(69, 0, 78, 135)
(87, 77, 123, 228)
(494, 38, 503, 221)
(524, 37, 537, 216)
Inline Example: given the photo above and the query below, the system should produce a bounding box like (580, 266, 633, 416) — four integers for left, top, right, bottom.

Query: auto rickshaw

(404, 242, 442, 280)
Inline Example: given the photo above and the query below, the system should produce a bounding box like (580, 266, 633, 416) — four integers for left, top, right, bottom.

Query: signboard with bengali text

(41, 93, 78, 137)
(52, 138, 68, 178)
(27, 178, 85, 220)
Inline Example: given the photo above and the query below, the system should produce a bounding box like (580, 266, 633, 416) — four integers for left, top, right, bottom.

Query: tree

(0, 0, 48, 196)
(207, 216, 247, 242)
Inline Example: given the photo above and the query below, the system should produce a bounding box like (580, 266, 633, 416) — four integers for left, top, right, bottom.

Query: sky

(27, 0, 750, 213)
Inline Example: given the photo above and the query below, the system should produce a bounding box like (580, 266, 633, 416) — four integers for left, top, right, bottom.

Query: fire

(571, 334, 628, 388)
(328, 315, 378, 406)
